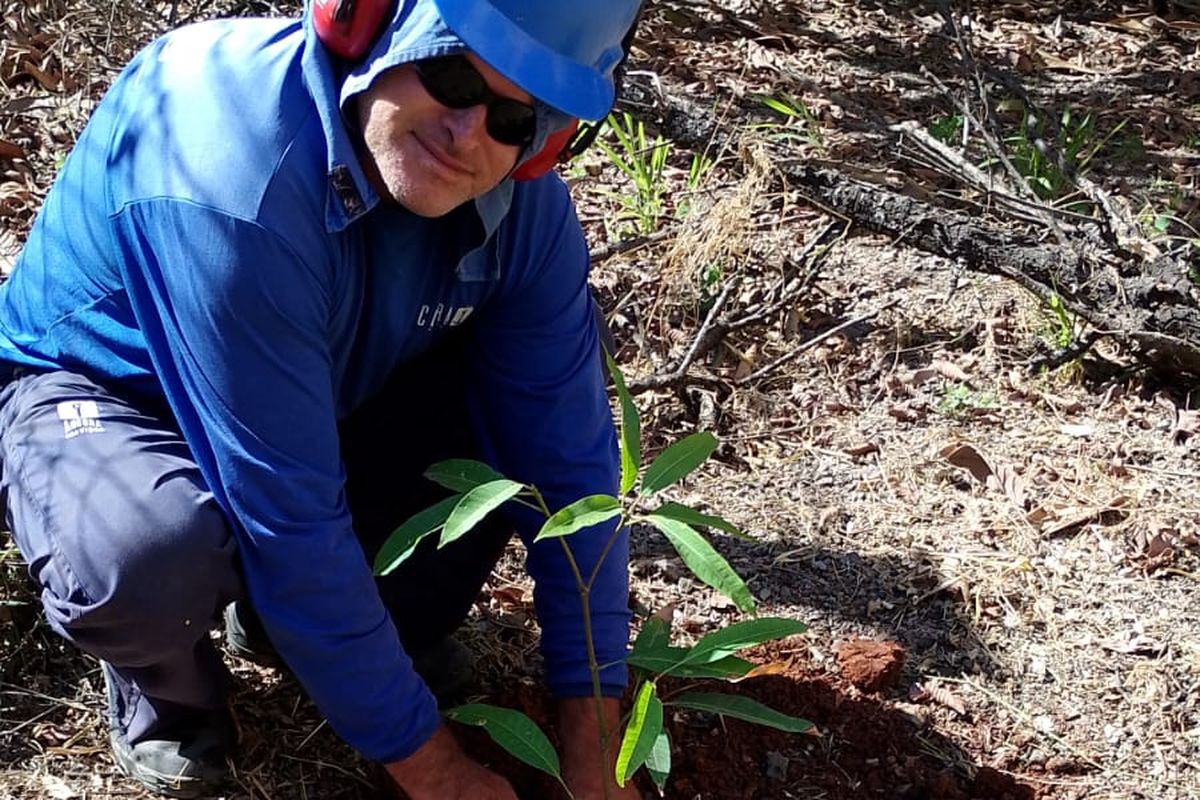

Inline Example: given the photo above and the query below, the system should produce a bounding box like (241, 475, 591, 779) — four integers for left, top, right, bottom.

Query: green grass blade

(667, 692, 814, 733)
(534, 494, 621, 542)
(645, 728, 671, 793)
(440, 480, 524, 548)
(641, 432, 717, 496)
(685, 617, 808, 664)
(372, 495, 461, 575)
(643, 514, 755, 613)
(650, 501, 750, 540)
(615, 682, 664, 787)
(761, 96, 793, 117)
(444, 704, 562, 778)
(605, 352, 641, 495)
(424, 459, 507, 493)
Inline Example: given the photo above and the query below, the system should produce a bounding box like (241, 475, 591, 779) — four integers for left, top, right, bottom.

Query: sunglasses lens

(416, 57, 487, 109)
(487, 101, 537, 147)
(415, 56, 537, 148)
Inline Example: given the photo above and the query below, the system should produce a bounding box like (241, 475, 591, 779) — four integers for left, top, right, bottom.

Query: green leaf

(632, 615, 671, 655)
(668, 692, 814, 734)
(605, 351, 641, 495)
(641, 432, 717, 496)
(440, 480, 524, 548)
(444, 704, 562, 778)
(534, 494, 622, 542)
(685, 617, 808, 665)
(760, 95, 798, 118)
(372, 495, 461, 575)
(627, 648, 755, 679)
(651, 502, 750, 540)
(615, 682, 664, 787)
(645, 729, 671, 792)
(642, 514, 755, 613)
(424, 459, 507, 493)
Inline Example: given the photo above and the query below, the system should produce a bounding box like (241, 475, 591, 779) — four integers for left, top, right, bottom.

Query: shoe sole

(110, 731, 228, 799)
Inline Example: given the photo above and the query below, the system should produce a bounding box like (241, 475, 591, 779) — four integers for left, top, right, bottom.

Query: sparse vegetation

(985, 105, 1135, 204)
(3, 2, 1199, 800)
(927, 113, 965, 146)
(755, 93, 824, 151)
(936, 384, 998, 418)
(597, 111, 671, 235)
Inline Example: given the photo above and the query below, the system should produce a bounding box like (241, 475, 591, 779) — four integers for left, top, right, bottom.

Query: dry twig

(737, 300, 898, 385)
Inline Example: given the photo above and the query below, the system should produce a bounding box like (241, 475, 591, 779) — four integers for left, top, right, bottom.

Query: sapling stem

(585, 513, 631, 593)
(556, 538, 613, 800)
(530, 484, 615, 800)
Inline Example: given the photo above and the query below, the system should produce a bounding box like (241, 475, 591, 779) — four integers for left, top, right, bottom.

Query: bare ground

(2, 1, 1199, 799)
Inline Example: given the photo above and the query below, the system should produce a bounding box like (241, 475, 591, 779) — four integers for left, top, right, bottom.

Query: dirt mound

(447, 645, 1042, 800)
(835, 638, 906, 693)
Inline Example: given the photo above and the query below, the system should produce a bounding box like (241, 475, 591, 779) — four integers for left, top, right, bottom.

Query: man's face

(355, 52, 530, 217)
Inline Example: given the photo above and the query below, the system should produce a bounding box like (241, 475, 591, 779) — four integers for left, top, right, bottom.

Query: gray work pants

(0, 335, 512, 744)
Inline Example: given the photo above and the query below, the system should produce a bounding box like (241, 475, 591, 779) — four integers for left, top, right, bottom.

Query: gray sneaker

(224, 601, 476, 703)
(223, 601, 280, 668)
(103, 664, 232, 798)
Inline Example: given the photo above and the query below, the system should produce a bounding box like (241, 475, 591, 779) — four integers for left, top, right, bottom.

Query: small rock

(1045, 756, 1078, 774)
(764, 751, 789, 781)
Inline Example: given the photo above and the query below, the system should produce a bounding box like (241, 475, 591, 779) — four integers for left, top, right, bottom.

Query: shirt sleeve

(466, 179, 631, 698)
(112, 199, 440, 763)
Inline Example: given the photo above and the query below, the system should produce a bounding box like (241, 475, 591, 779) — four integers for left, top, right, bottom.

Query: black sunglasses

(411, 55, 537, 149)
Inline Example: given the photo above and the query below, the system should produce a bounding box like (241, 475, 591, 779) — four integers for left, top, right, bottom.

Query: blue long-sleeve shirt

(0, 10, 629, 763)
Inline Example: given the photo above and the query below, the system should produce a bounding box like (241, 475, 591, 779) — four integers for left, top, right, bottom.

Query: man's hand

(559, 697, 643, 800)
(384, 724, 518, 800)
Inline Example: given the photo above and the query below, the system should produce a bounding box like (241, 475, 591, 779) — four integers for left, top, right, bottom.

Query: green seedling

(753, 93, 824, 151)
(928, 114, 965, 146)
(687, 151, 714, 191)
(937, 384, 999, 418)
(375, 353, 811, 798)
(597, 111, 671, 234)
(1138, 177, 1200, 254)
(675, 151, 715, 220)
(984, 106, 1133, 203)
(979, 104, 1128, 205)
(699, 261, 724, 315)
(1044, 291, 1075, 349)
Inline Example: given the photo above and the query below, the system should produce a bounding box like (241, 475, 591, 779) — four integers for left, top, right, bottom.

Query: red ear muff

(313, 0, 392, 60)
(511, 120, 578, 182)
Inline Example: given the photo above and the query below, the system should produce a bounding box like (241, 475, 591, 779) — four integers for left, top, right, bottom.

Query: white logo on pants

(57, 400, 105, 439)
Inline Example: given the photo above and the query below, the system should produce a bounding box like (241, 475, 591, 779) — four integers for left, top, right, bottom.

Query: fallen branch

(627, 280, 735, 395)
(588, 227, 675, 265)
(917, 59, 1077, 256)
(622, 75, 1200, 381)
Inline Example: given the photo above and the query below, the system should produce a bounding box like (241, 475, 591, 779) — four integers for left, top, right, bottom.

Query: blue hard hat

(432, 0, 641, 121)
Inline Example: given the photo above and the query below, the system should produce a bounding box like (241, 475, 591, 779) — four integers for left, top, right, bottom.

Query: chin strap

(562, 120, 604, 163)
